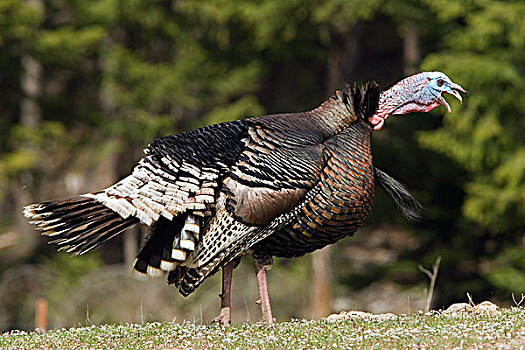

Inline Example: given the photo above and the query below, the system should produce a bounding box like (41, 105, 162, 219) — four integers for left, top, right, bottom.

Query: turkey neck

(374, 75, 423, 119)
(308, 90, 367, 135)
(309, 80, 419, 125)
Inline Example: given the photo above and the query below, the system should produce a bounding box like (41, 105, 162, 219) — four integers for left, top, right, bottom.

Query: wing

(227, 115, 329, 223)
(222, 83, 372, 225)
(183, 115, 329, 264)
(84, 120, 248, 226)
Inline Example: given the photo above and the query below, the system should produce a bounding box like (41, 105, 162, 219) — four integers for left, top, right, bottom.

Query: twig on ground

(466, 292, 475, 306)
(86, 304, 92, 325)
(418, 256, 441, 312)
(512, 293, 525, 308)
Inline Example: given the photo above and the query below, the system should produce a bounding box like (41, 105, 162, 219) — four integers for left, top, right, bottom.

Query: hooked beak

(439, 82, 468, 113)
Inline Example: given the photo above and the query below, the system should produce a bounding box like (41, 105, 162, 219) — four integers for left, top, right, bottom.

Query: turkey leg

(254, 252, 274, 324)
(211, 260, 236, 325)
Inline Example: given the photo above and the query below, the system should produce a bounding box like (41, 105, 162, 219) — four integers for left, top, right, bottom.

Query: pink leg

(211, 260, 236, 325)
(254, 253, 274, 325)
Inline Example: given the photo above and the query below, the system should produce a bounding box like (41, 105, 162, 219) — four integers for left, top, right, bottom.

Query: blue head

(422, 71, 468, 113)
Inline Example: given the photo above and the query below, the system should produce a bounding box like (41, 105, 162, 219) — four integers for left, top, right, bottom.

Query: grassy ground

(2, 307, 524, 349)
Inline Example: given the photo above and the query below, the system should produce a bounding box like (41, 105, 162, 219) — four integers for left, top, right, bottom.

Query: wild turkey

(24, 71, 466, 325)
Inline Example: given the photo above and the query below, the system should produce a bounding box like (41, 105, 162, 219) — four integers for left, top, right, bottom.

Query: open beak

(439, 82, 468, 113)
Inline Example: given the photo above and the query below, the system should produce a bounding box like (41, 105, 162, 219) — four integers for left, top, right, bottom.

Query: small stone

(326, 311, 400, 322)
(326, 311, 373, 322)
(372, 313, 397, 321)
(443, 303, 472, 314)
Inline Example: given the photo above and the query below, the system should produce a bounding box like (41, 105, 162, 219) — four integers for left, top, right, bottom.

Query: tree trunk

(99, 37, 140, 266)
(402, 21, 420, 76)
(311, 246, 332, 319)
(12, 54, 42, 256)
(123, 226, 140, 267)
(326, 26, 361, 94)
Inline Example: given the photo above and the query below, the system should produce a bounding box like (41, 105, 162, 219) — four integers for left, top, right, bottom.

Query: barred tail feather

(24, 196, 138, 255)
(133, 216, 181, 279)
(133, 215, 201, 279)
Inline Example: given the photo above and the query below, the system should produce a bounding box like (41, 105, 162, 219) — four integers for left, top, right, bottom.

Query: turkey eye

(437, 78, 445, 87)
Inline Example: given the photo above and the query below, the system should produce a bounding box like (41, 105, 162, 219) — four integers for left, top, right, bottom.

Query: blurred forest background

(0, 0, 524, 331)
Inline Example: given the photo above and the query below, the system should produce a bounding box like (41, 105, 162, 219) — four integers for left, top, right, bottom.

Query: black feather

(24, 196, 138, 254)
(134, 215, 186, 273)
(374, 167, 423, 222)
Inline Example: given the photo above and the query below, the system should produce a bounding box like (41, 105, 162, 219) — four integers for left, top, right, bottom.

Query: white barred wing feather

(82, 155, 220, 227)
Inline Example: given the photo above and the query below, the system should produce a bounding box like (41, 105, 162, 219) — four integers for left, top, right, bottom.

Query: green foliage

(200, 95, 265, 126)
(415, 0, 525, 305)
(420, 0, 525, 232)
(0, 0, 42, 47)
(483, 247, 525, 294)
(42, 252, 103, 289)
(0, 122, 69, 200)
(35, 26, 106, 66)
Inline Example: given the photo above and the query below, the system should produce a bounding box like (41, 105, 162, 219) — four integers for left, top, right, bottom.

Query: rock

(326, 301, 500, 323)
(474, 301, 499, 313)
(443, 303, 472, 314)
(443, 301, 500, 316)
(326, 311, 373, 322)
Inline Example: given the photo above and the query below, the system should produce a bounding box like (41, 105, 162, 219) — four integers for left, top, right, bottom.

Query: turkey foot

(211, 304, 231, 326)
(211, 260, 236, 325)
(253, 252, 274, 325)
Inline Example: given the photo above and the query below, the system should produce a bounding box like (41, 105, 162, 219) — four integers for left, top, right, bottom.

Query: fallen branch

(418, 256, 441, 312)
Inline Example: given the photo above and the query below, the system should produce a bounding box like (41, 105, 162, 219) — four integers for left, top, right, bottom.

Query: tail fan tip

(146, 265, 165, 278)
(374, 168, 423, 222)
(133, 257, 167, 280)
(172, 249, 187, 261)
(132, 254, 181, 280)
(24, 196, 139, 255)
(25, 196, 197, 281)
(160, 260, 178, 272)
(132, 265, 152, 281)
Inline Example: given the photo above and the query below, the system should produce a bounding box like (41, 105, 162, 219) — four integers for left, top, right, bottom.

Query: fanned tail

(23, 196, 139, 255)
(374, 167, 423, 222)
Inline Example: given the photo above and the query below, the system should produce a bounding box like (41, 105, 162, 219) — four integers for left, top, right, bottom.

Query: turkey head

(370, 71, 468, 130)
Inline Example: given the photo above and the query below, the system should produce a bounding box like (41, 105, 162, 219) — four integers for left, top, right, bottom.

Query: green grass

(2, 308, 525, 349)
